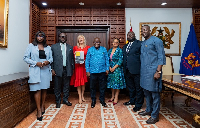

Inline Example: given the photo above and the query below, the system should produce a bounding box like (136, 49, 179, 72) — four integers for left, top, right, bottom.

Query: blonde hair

(77, 35, 86, 48)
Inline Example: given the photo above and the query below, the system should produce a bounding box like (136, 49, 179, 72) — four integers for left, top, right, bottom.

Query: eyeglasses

(113, 42, 119, 43)
(59, 36, 66, 38)
(37, 35, 44, 38)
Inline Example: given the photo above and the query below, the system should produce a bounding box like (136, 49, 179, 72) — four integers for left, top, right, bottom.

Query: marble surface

(0, 72, 28, 85)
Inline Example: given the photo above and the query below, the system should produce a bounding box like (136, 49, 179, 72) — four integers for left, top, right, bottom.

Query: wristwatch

(156, 70, 161, 74)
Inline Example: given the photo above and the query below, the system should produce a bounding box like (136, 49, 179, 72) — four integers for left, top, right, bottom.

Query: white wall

(125, 8, 192, 73)
(0, 0, 30, 76)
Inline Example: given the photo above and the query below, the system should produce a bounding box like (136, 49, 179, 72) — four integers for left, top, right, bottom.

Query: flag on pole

(179, 23, 200, 75)
(126, 18, 133, 44)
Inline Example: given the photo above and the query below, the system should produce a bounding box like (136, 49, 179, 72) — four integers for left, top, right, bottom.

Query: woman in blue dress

(23, 31, 53, 121)
(107, 38, 126, 105)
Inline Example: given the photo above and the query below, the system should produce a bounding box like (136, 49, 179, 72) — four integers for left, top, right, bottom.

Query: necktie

(61, 43, 66, 66)
(126, 42, 132, 53)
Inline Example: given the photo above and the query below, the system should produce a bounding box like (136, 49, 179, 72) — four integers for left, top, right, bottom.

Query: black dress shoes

(146, 117, 159, 124)
(91, 101, 96, 108)
(138, 111, 151, 116)
(37, 116, 43, 121)
(56, 103, 61, 108)
(63, 101, 72, 106)
(123, 101, 135, 105)
(100, 101, 107, 107)
(133, 107, 141, 112)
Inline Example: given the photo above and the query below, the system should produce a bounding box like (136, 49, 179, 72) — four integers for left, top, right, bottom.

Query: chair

(161, 55, 175, 106)
(162, 55, 174, 75)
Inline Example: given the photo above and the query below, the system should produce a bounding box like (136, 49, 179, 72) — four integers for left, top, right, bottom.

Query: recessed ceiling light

(79, 2, 84, 5)
(116, 2, 121, 6)
(42, 2, 47, 6)
(161, 2, 167, 5)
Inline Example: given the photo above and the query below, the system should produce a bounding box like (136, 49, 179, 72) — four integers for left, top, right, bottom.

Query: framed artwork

(139, 22, 181, 56)
(0, 0, 9, 48)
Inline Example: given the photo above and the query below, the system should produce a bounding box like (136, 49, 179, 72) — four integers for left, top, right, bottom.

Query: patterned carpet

(15, 93, 199, 128)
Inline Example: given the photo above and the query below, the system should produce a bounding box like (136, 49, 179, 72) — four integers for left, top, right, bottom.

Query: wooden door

(56, 26, 110, 49)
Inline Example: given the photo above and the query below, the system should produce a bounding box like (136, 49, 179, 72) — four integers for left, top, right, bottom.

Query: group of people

(23, 25, 165, 124)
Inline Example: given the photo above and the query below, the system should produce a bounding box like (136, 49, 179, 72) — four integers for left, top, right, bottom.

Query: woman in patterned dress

(70, 35, 90, 104)
(107, 38, 126, 105)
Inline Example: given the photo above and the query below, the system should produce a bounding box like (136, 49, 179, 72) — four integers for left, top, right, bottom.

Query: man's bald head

(127, 31, 136, 42)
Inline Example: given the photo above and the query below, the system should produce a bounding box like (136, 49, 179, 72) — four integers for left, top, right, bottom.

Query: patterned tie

(126, 42, 132, 53)
(61, 43, 66, 66)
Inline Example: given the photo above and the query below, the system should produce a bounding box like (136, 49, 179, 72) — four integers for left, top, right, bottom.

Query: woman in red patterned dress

(70, 35, 90, 104)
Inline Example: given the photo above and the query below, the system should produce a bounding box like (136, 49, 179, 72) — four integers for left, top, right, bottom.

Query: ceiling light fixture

(42, 2, 47, 6)
(79, 2, 84, 5)
(161, 2, 167, 5)
(116, 2, 121, 6)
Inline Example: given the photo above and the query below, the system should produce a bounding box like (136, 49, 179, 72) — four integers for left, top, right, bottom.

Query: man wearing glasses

(51, 32, 74, 108)
(85, 37, 109, 108)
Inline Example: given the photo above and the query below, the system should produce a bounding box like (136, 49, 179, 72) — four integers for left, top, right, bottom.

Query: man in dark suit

(51, 32, 74, 108)
(122, 30, 144, 112)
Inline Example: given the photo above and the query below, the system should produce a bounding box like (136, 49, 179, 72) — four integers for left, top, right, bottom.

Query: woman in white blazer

(23, 31, 53, 121)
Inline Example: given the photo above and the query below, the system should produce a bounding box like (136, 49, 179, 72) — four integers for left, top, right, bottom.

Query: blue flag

(179, 23, 200, 75)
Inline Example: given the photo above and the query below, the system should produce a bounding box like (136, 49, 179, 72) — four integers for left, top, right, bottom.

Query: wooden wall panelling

(108, 9, 126, 48)
(37, 8, 125, 48)
(31, 2, 40, 43)
(193, 8, 200, 48)
(40, 9, 56, 45)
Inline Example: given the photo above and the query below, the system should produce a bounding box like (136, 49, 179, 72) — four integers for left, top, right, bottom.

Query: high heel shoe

(108, 99, 114, 102)
(37, 116, 43, 121)
(42, 107, 45, 115)
(113, 102, 118, 105)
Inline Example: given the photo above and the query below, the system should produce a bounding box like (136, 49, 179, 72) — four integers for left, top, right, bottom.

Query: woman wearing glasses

(107, 38, 126, 105)
(23, 31, 53, 121)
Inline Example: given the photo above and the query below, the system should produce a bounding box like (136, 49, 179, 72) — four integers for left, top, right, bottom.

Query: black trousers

(90, 72, 106, 102)
(125, 69, 144, 108)
(54, 68, 71, 104)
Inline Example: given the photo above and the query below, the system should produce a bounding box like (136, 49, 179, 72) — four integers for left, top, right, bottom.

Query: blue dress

(107, 47, 126, 89)
(140, 36, 166, 92)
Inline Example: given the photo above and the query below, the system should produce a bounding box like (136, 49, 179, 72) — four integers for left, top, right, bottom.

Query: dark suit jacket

(123, 39, 141, 75)
(51, 43, 74, 77)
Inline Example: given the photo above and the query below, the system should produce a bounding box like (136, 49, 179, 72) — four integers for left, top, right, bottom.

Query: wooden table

(162, 75, 200, 103)
(162, 75, 200, 126)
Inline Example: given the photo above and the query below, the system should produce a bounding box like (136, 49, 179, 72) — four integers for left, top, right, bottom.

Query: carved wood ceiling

(32, 0, 200, 8)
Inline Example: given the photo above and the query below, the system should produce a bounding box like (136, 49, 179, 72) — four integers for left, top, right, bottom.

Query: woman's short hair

(32, 31, 47, 47)
(77, 35, 86, 47)
(113, 38, 120, 43)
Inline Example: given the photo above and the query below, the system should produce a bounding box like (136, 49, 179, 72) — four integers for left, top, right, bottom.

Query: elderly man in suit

(122, 30, 144, 112)
(51, 32, 74, 108)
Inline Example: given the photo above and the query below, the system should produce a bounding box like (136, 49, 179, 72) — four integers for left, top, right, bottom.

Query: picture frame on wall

(139, 22, 181, 56)
(0, 0, 9, 48)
